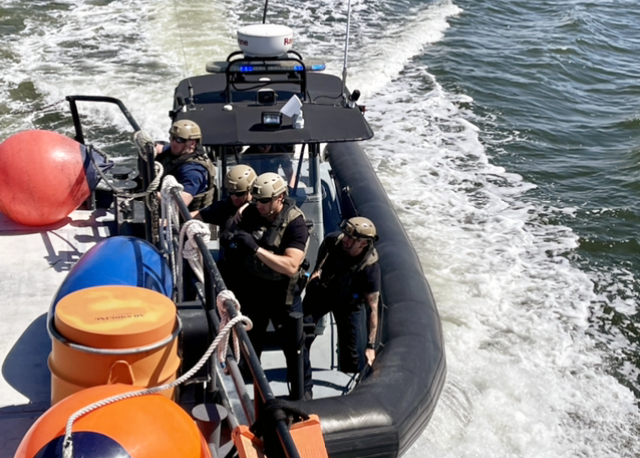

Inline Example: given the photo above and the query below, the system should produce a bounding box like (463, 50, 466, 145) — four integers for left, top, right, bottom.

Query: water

(1, 0, 639, 456)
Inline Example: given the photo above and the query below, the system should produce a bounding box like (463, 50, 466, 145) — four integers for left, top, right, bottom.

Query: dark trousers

(303, 279, 367, 374)
(229, 276, 313, 394)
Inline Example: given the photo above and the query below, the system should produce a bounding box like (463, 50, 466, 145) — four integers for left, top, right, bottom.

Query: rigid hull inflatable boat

(0, 24, 446, 458)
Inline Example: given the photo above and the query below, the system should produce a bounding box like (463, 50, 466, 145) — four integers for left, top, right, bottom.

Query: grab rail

(169, 188, 302, 458)
(65, 95, 155, 243)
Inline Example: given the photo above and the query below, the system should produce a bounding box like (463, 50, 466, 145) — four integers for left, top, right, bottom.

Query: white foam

(363, 57, 640, 457)
(1, 0, 638, 455)
(1, 0, 240, 143)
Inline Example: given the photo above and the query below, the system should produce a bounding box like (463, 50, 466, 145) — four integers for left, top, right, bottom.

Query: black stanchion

(170, 189, 302, 458)
(289, 312, 304, 401)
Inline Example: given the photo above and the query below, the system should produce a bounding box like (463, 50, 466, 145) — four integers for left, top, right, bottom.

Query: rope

(177, 219, 211, 301)
(216, 290, 244, 366)
(62, 299, 253, 458)
(133, 130, 154, 162)
(87, 143, 163, 206)
(12, 98, 66, 116)
(37, 98, 67, 112)
(160, 175, 183, 292)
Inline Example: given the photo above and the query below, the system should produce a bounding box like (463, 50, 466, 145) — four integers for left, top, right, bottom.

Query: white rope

(216, 290, 244, 366)
(144, 161, 163, 209)
(177, 219, 211, 301)
(133, 130, 154, 162)
(116, 161, 163, 204)
(62, 301, 253, 458)
(160, 175, 183, 291)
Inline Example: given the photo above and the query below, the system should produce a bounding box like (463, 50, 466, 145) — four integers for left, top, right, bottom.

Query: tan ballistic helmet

(252, 172, 288, 199)
(169, 120, 202, 141)
(225, 165, 257, 193)
(341, 216, 378, 241)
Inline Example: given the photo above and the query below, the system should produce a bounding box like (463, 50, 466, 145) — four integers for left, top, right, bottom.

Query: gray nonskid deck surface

(225, 319, 355, 402)
(0, 210, 111, 458)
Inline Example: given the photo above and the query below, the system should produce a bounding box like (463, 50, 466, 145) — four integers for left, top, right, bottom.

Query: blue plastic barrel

(51, 236, 173, 309)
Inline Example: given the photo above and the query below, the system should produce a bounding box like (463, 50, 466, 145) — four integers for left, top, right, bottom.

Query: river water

(1, 0, 639, 456)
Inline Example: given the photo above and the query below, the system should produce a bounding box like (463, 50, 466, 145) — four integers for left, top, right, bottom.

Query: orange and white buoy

(14, 384, 212, 458)
(0, 130, 96, 226)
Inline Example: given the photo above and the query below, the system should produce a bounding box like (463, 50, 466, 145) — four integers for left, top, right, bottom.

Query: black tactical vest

(156, 145, 216, 211)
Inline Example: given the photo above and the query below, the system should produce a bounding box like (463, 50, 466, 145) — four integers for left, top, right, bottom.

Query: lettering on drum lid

(54, 285, 177, 349)
(95, 313, 145, 322)
(284, 37, 293, 46)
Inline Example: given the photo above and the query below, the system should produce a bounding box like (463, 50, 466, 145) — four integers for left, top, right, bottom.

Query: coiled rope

(62, 293, 253, 458)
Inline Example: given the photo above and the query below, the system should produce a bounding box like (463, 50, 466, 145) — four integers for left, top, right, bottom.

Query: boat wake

(363, 53, 640, 457)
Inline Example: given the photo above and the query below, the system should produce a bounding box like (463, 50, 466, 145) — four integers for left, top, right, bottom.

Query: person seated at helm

(242, 144, 294, 185)
(223, 172, 313, 399)
(154, 119, 216, 211)
(303, 217, 381, 378)
(195, 164, 257, 229)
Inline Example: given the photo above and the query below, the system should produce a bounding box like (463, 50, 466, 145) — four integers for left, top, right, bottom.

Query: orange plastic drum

(49, 285, 181, 405)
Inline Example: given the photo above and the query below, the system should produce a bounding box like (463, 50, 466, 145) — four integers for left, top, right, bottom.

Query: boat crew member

(195, 164, 257, 229)
(303, 216, 381, 374)
(155, 119, 216, 211)
(242, 144, 295, 185)
(224, 172, 313, 399)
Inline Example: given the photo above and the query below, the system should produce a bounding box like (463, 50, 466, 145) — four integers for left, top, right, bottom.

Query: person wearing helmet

(196, 164, 257, 228)
(155, 119, 216, 211)
(223, 172, 312, 399)
(303, 216, 381, 375)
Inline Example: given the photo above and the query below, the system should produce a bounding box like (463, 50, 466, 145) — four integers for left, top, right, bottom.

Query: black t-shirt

(316, 232, 381, 297)
(237, 203, 308, 253)
(225, 202, 308, 302)
(199, 198, 237, 227)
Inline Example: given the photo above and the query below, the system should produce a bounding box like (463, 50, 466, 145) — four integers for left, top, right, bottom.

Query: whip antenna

(342, 0, 353, 102)
(172, 0, 195, 111)
(263, 0, 269, 24)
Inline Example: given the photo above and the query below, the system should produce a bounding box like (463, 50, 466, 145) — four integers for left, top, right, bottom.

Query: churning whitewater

(1, 0, 639, 456)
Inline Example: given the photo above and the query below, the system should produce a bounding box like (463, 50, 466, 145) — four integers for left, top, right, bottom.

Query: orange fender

(0, 130, 91, 226)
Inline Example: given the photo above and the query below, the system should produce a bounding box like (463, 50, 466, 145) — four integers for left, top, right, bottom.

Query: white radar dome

(237, 24, 294, 58)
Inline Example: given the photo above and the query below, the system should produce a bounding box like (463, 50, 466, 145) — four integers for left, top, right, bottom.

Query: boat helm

(252, 172, 288, 200)
(340, 217, 379, 242)
(225, 165, 257, 193)
(169, 120, 201, 141)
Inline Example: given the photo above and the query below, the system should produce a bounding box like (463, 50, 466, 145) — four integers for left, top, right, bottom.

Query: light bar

(206, 58, 327, 74)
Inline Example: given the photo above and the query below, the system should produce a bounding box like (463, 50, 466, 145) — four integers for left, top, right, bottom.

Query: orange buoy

(14, 384, 212, 458)
(0, 130, 92, 226)
(49, 285, 181, 404)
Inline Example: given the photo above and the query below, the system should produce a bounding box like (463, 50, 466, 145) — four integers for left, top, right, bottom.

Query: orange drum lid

(54, 285, 176, 349)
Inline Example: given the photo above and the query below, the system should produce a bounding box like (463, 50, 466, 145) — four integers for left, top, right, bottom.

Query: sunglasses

(254, 197, 273, 204)
(170, 135, 187, 144)
(231, 191, 248, 198)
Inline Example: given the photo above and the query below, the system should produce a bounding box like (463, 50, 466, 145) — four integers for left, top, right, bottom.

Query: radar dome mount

(237, 24, 294, 58)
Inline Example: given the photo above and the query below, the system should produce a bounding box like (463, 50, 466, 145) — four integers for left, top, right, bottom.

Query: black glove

(234, 230, 259, 254)
(220, 231, 236, 249)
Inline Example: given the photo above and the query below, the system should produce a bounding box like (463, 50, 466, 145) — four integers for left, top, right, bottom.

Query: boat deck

(0, 209, 351, 457)
(0, 210, 112, 456)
